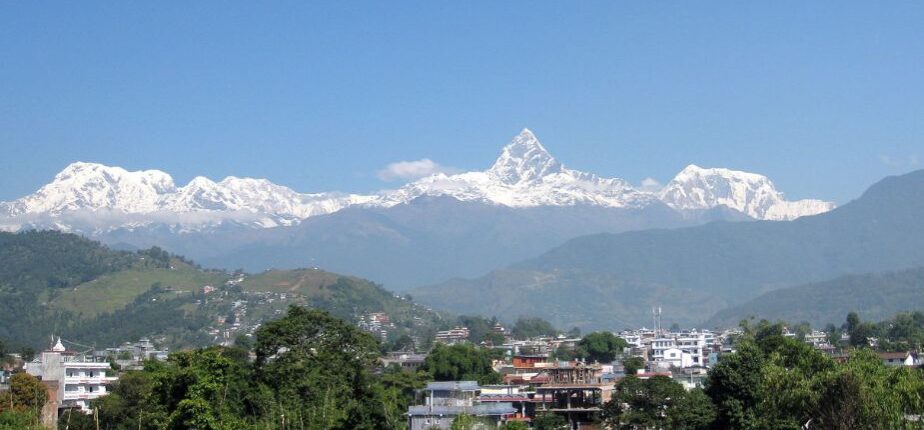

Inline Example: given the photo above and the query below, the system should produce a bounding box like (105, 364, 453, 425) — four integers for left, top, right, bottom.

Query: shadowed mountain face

(705, 266, 924, 328)
(411, 170, 924, 330)
(98, 196, 699, 289)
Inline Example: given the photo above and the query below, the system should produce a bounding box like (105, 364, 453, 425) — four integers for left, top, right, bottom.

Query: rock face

(0, 128, 833, 233)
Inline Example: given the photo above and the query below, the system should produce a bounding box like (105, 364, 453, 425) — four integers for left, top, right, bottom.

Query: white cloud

(376, 159, 461, 181)
(879, 154, 921, 169)
(638, 177, 663, 192)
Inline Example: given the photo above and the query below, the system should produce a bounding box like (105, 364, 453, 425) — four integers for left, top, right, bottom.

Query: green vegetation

(602, 375, 715, 430)
(50, 259, 225, 317)
(91, 306, 411, 429)
(511, 317, 558, 339)
(0, 373, 47, 429)
(601, 320, 924, 430)
(575, 331, 628, 363)
(0, 230, 445, 351)
(420, 343, 502, 385)
(554, 331, 628, 363)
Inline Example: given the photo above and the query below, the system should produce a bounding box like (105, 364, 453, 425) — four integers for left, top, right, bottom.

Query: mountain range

(0, 129, 832, 230)
(0, 130, 834, 288)
(411, 169, 924, 330)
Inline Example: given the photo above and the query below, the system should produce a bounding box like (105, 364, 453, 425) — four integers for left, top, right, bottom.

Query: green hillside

(0, 230, 444, 350)
(706, 267, 924, 328)
(49, 259, 227, 317)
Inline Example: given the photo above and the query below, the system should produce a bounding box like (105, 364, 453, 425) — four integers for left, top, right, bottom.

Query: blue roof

(424, 381, 480, 391)
(408, 403, 516, 416)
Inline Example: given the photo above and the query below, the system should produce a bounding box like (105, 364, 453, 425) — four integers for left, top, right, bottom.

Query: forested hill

(413, 169, 924, 330)
(706, 266, 924, 328)
(0, 230, 443, 350)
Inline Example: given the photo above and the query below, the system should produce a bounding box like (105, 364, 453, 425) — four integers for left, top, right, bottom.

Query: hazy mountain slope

(154, 196, 692, 289)
(412, 169, 924, 330)
(706, 267, 924, 328)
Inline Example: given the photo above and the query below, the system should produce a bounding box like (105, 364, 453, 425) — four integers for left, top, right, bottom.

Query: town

(3, 308, 921, 429)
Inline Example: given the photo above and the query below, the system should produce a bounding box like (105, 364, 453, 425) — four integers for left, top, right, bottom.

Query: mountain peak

(661, 164, 834, 220)
(488, 129, 562, 184)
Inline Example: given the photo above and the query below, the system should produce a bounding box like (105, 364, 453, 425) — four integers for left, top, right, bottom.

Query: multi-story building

(407, 381, 516, 430)
(434, 327, 470, 345)
(26, 339, 118, 413)
(535, 362, 614, 428)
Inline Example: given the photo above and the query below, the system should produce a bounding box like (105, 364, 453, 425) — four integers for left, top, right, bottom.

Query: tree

(704, 342, 766, 428)
(511, 317, 557, 339)
(532, 413, 569, 430)
(1, 373, 47, 416)
(254, 306, 387, 430)
(450, 413, 490, 430)
(622, 356, 645, 376)
(421, 343, 502, 385)
(378, 365, 429, 429)
(0, 410, 43, 430)
(576, 332, 627, 363)
(845, 312, 861, 333)
(19, 347, 35, 362)
(499, 421, 529, 430)
(58, 408, 96, 430)
(603, 375, 714, 430)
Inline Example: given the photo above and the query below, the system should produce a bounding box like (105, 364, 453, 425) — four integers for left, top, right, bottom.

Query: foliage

(602, 375, 714, 430)
(575, 331, 628, 363)
(91, 307, 415, 430)
(254, 306, 387, 429)
(0, 410, 43, 430)
(498, 421, 529, 430)
(622, 356, 645, 375)
(57, 409, 96, 430)
(532, 413, 569, 430)
(511, 317, 558, 339)
(703, 329, 924, 430)
(421, 343, 502, 385)
(0, 373, 48, 418)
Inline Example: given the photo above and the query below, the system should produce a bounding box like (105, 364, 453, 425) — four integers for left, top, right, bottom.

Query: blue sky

(1, 2, 922, 203)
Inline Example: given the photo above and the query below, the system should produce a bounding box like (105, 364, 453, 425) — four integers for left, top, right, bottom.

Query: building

(879, 351, 919, 367)
(381, 352, 428, 372)
(434, 327, 470, 345)
(534, 362, 613, 429)
(407, 381, 516, 430)
(26, 339, 117, 413)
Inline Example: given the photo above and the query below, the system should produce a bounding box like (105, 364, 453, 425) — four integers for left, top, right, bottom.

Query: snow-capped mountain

(0, 129, 834, 232)
(378, 129, 654, 208)
(659, 164, 836, 221)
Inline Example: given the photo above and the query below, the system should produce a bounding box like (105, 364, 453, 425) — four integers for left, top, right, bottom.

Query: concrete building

(26, 339, 117, 413)
(407, 381, 516, 430)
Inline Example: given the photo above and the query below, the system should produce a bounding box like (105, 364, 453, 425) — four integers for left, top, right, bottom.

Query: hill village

(3, 307, 920, 430)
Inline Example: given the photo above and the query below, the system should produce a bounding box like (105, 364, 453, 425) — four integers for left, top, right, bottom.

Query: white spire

(488, 128, 562, 184)
(52, 337, 65, 352)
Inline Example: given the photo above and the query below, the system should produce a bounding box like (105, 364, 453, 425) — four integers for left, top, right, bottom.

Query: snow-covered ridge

(0, 129, 834, 231)
(659, 164, 836, 221)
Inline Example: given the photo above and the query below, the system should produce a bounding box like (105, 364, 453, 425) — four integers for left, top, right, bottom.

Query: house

(407, 381, 516, 430)
(879, 351, 919, 367)
(26, 338, 118, 415)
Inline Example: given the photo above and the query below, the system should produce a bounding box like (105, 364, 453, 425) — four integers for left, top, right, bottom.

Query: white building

(26, 339, 118, 413)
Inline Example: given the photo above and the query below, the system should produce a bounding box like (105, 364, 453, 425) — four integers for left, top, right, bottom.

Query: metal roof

(408, 403, 517, 416)
(424, 381, 480, 391)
